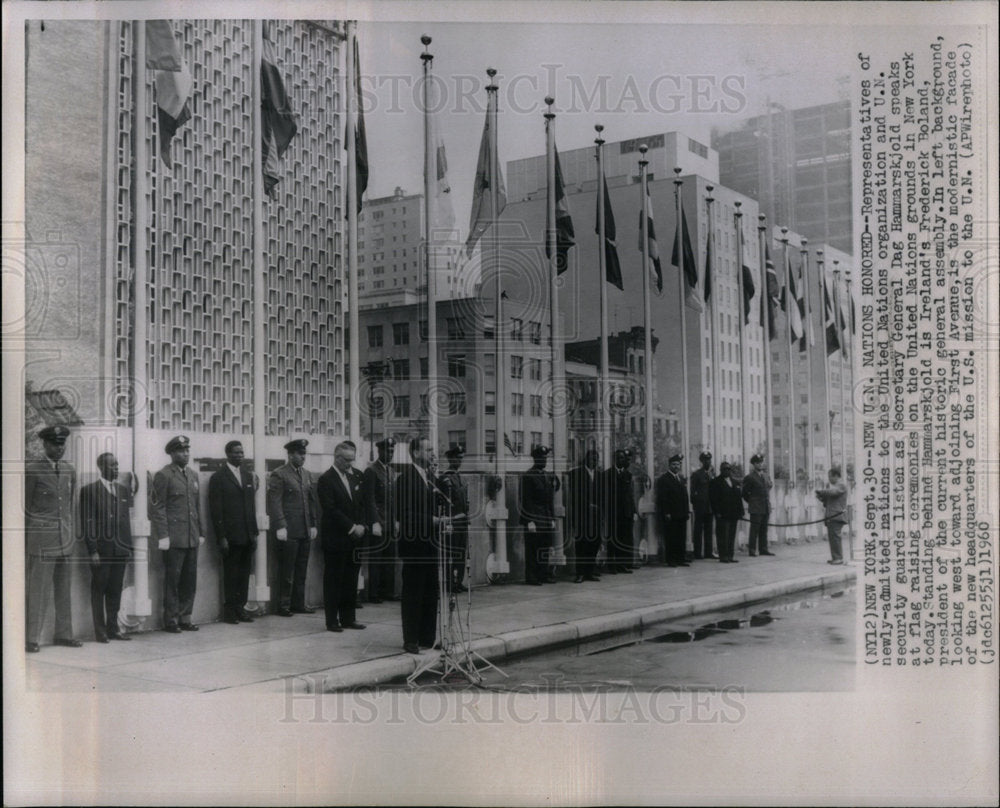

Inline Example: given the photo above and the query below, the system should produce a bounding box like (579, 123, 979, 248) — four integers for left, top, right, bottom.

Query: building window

(511, 393, 524, 416)
(511, 318, 523, 341)
(447, 354, 466, 377)
(531, 431, 543, 451)
(638, 355, 644, 374)
(447, 430, 466, 450)
(419, 393, 428, 414)
(447, 392, 467, 415)
(419, 357, 429, 379)
(529, 321, 542, 345)
(530, 394, 542, 417)
(393, 322, 410, 346)
(394, 395, 410, 418)
(528, 358, 542, 381)
(485, 430, 496, 454)
(391, 358, 410, 380)
(483, 318, 495, 339)
(485, 391, 496, 415)
(484, 353, 496, 376)
(446, 317, 465, 339)
(419, 320, 428, 341)
(512, 431, 524, 454)
(511, 355, 523, 379)
(367, 325, 383, 348)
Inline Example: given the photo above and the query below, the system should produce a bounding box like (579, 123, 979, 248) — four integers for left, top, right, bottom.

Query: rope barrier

(735, 511, 845, 528)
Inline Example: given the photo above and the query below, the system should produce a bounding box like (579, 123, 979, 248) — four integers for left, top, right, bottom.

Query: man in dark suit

(742, 453, 774, 557)
(267, 438, 319, 616)
(208, 441, 258, 625)
(603, 449, 637, 574)
(393, 436, 449, 654)
(690, 451, 717, 560)
(151, 435, 205, 633)
(519, 445, 559, 585)
(362, 437, 399, 603)
(81, 452, 134, 642)
(25, 425, 81, 652)
(438, 445, 470, 593)
(567, 448, 603, 583)
(317, 441, 368, 632)
(655, 453, 690, 567)
(709, 461, 744, 563)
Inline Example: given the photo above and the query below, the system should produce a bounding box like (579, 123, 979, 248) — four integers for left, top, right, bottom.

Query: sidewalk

(22, 540, 855, 693)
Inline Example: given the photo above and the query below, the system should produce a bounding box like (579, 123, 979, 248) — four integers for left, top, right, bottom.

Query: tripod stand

(407, 481, 506, 686)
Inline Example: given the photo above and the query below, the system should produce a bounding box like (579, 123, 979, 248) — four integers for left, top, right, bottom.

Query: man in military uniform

(80, 452, 134, 642)
(151, 435, 205, 633)
(709, 461, 743, 563)
(438, 445, 470, 593)
(655, 453, 691, 567)
(567, 448, 603, 583)
(689, 451, 717, 560)
(742, 453, 774, 557)
(603, 448, 637, 574)
(519, 445, 559, 585)
(24, 425, 81, 652)
(267, 438, 319, 616)
(362, 437, 399, 603)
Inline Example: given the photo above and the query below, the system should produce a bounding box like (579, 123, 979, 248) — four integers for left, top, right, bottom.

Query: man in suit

(24, 425, 81, 652)
(362, 437, 399, 603)
(393, 436, 449, 654)
(519, 445, 559, 585)
(267, 438, 319, 616)
(709, 461, 744, 563)
(81, 452, 134, 642)
(816, 467, 849, 565)
(690, 451, 717, 560)
(742, 453, 774, 557)
(208, 441, 258, 625)
(603, 449, 637, 574)
(317, 441, 368, 632)
(655, 453, 690, 567)
(151, 435, 205, 633)
(438, 445, 470, 593)
(567, 448, 603, 583)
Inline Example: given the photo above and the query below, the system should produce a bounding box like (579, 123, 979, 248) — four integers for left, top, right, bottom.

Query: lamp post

(361, 358, 393, 461)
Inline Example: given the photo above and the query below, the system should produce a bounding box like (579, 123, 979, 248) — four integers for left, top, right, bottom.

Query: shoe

(526, 580, 543, 586)
(403, 643, 420, 654)
(706, 554, 719, 560)
(760, 551, 775, 556)
(96, 635, 110, 643)
(454, 583, 468, 593)
(730, 558, 739, 563)
(692, 554, 704, 560)
(382, 595, 401, 602)
(54, 638, 83, 647)
(369, 597, 384, 604)
(620, 567, 633, 574)
(749, 551, 758, 557)
(179, 623, 199, 631)
(677, 562, 691, 567)
(827, 559, 844, 565)
(355, 602, 364, 609)
(543, 576, 558, 583)
(327, 625, 343, 632)
(605, 567, 619, 574)
(573, 575, 584, 583)
(224, 616, 240, 625)
(342, 622, 366, 630)
(291, 606, 316, 614)
(667, 562, 679, 568)
(25, 642, 40, 653)
(164, 625, 182, 633)
(276, 607, 294, 617)
(583, 574, 600, 582)
(238, 613, 255, 623)
(109, 633, 132, 641)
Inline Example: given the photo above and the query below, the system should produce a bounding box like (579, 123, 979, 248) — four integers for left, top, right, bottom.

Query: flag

(466, 88, 506, 256)
(704, 226, 713, 303)
(838, 284, 851, 360)
(596, 174, 623, 290)
(762, 240, 780, 340)
(823, 279, 841, 356)
(425, 74, 454, 234)
(261, 22, 298, 197)
(637, 185, 663, 295)
(350, 33, 368, 216)
(503, 433, 518, 456)
(784, 250, 805, 350)
(742, 263, 756, 324)
(546, 146, 575, 275)
(671, 199, 702, 312)
(145, 21, 192, 168)
(802, 254, 816, 347)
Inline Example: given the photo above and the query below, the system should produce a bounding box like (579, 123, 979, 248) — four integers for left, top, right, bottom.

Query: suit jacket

(317, 466, 367, 551)
(690, 467, 713, 515)
(362, 460, 396, 534)
(80, 479, 133, 558)
(654, 471, 690, 526)
(709, 475, 745, 520)
(208, 465, 258, 545)
(437, 469, 469, 531)
(566, 465, 602, 539)
(25, 459, 77, 557)
(393, 464, 438, 560)
(520, 466, 559, 528)
(150, 463, 201, 548)
(266, 462, 317, 538)
(603, 466, 636, 531)
(741, 469, 772, 515)
(816, 480, 848, 524)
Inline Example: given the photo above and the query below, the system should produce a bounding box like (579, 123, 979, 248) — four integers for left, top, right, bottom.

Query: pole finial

(706, 184, 714, 193)
(486, 67, 496, 78)
(421, 34, 432, 47)
(673, 166, 682, 176)
(780, 226, 788, 237)
(595, 123, 604, 134)
(639, 144, 648, 155)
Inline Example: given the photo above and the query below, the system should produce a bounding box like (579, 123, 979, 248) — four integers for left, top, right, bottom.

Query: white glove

(158, 537, 170, 551)
(527, 521, 537, 533)
(308, 527, 318, 540)
(276, 527, 288, 541)
(198, 535, 205, 546)
(372, 522, 383, 537)
(633, 513, 639, 522)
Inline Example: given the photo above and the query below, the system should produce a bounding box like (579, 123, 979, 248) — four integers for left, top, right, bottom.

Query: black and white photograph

(3, 1, 997, 804)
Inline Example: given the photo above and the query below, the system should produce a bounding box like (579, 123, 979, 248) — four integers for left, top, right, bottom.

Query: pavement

(22, 539, 855, 694)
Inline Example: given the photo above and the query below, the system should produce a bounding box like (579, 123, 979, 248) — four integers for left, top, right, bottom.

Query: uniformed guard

(603, 448, 637, 574)
(567, 448, 603, 583)
(654, 453, 690, 567)
(362, 437, 399, 602)
(519, 445, 560, 585)
(438, 445, 470, 592)
(25, 425, 81, 652)
(690, 450, 716, 559)
(742, 454, 774, 557)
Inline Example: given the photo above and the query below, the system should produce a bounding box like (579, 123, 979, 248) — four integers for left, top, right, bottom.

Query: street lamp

(361, 358, 393, 461)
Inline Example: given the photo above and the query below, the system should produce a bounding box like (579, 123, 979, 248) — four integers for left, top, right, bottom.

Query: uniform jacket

(708, 475, 745, 521)
(654, 471, 690, 525)
(520, 466, 559, 528)
(393, 464, 439, 560)
(362, 460, 396, 533)
(24, 459, 77, 557)
(603, 466, 637, 531)
(150, 463, 202, 548)
(566, 465, 602, 539)
(317, 466, 367, 551)
(208, 465, 258, 545)
(689, 467, 713, 515)
(741, 469, 773, 515)
(816, 479, 848, 524)
(80, 478, 133, 558)
(266, 462, 317, 538)
(437, 469, 469, 531)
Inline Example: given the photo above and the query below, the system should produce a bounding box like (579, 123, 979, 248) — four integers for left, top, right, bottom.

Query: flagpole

(781, 228, 796, 490)
(130, 20, 153, 622)
(706, 187, 721, 460)
(420, 35, 439, 456)
(800, 238, 814, 483)
(833, 260, 846, 468)
(250, 20, 271, 604)
(758, 215, 775, 482)
(595, 125, 611, 464)
(346, 21, 361, 450)
(673, 168, 692, 478)
(734, 202, 750, 466)
(545, 97, 567, 567)
(817, 250, 833, 467)
(638, 145, 656, 563)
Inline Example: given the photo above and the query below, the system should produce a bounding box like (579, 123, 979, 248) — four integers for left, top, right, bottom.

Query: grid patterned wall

(111, 20, 345, 435)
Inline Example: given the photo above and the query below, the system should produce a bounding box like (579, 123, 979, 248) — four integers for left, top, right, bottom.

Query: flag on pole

(823, 280, 841, 356)
(637, 185, 663, 295)
(426, 75, 455, 234)
(704, 226, 713, 303)
(466, 88, 506, 256)
(838, 284, 851, 360)
(503, 432, 518, 456)
(351, 33, 369, 215)
(546, 146, 575, 275)
(145, 21, 192, 168)
(742, 264, 756, 324)
(784, 250, 805, 350)
(762, 240, 780, 340)
(596, 173, 623, 290)
(261, 22, 298, 197)
(671, 200, 702, 312)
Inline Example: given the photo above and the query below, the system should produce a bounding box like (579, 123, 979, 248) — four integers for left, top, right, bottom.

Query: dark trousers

(575, 534, 600, 578)
(91, 557, 127, 639)
(26, 553, 73, 645)
(447, 528, 468, 587)
(163, 546, 198, 627)
(692, 512, 714, 557)
(664, 520, 688, 565)
(278, 536, 311, 609)
(524, 526, 553, 583)
(748, 513, 770, 554)
(607, 520, 634, 568)
(715, 518, 738, 561)
(827, 520, 845, 562)
(366, 532, 397, 599)
(222, 543, 253, 618)
(401, 560, 438, 647)
(323, 543, 359, 628)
